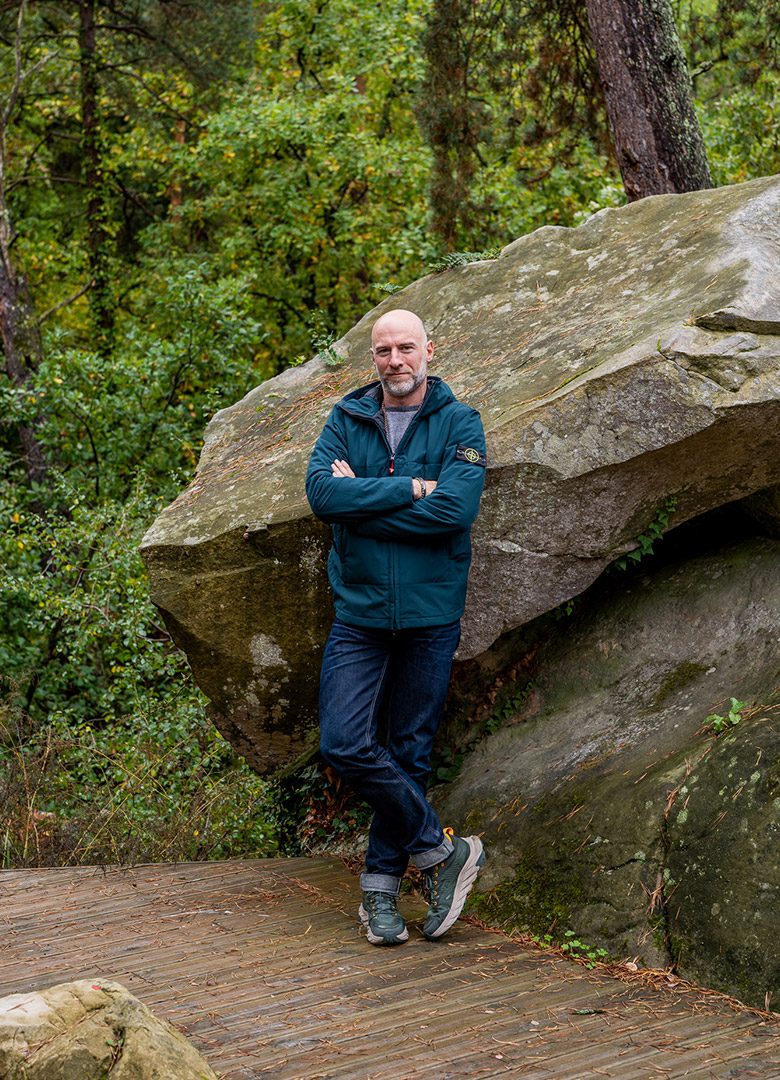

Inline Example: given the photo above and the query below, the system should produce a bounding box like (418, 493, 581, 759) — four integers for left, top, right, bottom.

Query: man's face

(371, 312, 434, 402)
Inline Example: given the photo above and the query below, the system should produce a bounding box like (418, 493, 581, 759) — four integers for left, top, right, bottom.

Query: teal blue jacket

(306, 377, 486, 629)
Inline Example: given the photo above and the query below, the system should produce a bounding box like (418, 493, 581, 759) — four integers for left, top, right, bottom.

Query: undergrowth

(0, 681, 277, 868)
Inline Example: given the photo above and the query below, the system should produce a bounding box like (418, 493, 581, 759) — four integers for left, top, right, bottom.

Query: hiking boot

(423, 831, 486, 940)
(358, 890, 409, 946)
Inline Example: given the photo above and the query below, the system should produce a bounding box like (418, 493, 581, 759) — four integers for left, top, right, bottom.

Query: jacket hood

(337, 376, 456, 420)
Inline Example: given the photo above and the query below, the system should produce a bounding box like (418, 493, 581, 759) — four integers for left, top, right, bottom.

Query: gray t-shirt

(382, 405, 419, 454)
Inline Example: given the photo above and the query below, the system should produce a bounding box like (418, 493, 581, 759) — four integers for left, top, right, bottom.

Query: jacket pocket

(400, 458, 443, 481)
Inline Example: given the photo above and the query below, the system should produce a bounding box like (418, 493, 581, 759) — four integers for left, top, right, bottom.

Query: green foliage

(432, 747, 462, 783)
(706, 698, 747, 735)
(702, 72, 780, 185)
(614, 497, 679, 571)
(560, 929, 609, 967)
(681, 1, 780, 184)
(0, 0, 777, 869)
(272, 763, 371, 855)
(427, 249, 502, 273)
(553, 598, 576, 621)
(0, 258, 271, 868)
(148, 0, 437, 368)
(307, 312, 346, 369)
(0, 473, 278, 866)
(485, 687, 532, 736)
(528, 928, 609, 968)
(1, 690, 276, 868)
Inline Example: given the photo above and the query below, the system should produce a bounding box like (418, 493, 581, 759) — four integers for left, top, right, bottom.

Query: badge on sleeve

(456, 445, 487, 467)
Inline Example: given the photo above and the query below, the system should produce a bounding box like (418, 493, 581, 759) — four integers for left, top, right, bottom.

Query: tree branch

(37, 279, 93, 325)
(0, 5, 59, 132)
(98, 61, 199, 126)
(690, 54, 728, 81)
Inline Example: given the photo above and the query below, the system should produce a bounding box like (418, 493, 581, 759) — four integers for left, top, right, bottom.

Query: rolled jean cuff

(360, 872, 401, 895)
(412, 836, 454, 871)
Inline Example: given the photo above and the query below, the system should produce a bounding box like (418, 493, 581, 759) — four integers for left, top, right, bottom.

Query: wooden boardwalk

(1, 858, 778, 1079)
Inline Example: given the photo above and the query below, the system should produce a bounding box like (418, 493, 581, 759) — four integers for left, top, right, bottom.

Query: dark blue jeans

(319, 619, 461, 895)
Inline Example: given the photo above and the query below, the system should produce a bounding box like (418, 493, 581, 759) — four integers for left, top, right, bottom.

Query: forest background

(1, 0, 777, 869)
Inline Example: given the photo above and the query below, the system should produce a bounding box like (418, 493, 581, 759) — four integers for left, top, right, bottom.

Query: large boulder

(438, 528, 780, 1008)
(0, 980, 217, 1079)
(140, 175, 780, 773)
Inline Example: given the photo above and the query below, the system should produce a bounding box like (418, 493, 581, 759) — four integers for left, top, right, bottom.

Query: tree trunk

(0, 267, 48, 493)
(418, 0, 485, 250)
(0, 7, 48, 501)
(166, 117, 186, 210)
(79, 0, 114, 355)
(585, 0, 712, 200)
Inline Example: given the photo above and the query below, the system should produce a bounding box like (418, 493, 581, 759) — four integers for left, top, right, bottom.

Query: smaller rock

(0, 979, 217, 1080)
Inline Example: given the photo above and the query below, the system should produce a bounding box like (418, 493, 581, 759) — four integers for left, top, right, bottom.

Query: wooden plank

(2, 858, 777, 1080)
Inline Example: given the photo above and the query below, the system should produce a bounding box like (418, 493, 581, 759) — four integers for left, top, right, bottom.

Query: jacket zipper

(368, 411, 394, 474)
(368, 410, 396, 622)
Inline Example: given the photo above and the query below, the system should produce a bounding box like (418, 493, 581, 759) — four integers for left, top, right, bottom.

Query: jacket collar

(337, 376, 454, 420)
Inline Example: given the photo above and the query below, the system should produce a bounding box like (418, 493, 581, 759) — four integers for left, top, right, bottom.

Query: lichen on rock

(0, 979, 217, 1079)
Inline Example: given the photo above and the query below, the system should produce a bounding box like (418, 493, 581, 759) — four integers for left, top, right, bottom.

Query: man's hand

(331, 459, 356, 478)
(331, 459, 437, 500)
(413, 478, 438, 500)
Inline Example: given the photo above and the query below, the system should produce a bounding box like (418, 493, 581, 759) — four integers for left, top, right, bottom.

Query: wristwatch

(414, 477, 427, 500)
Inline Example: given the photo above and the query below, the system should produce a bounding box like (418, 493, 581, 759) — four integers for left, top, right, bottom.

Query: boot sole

(358, 904, 409, 946)
(423, 836, 486, 940)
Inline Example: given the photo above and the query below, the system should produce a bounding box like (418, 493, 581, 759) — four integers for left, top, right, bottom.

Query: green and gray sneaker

(358, 890, 409, 946)
(423, 830, 486, 940)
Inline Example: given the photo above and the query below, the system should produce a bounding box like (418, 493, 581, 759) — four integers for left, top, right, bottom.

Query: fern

(427, 248, 501, 273)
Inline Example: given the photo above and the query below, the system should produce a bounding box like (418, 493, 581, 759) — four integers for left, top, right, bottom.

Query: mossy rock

(142, 175, 780, 773)
(666, 718, 780, 1003)
(438, 535, 780, 1005)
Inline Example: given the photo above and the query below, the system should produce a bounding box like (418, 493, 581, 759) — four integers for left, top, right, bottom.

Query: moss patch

(468, 847, 586, 937)
(652, 660, 709, 707)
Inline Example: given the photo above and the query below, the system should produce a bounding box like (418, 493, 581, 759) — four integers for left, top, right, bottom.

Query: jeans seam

(362, 653, 391, 754)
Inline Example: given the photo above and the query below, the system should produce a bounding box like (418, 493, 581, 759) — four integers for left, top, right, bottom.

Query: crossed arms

(305, 406, 486, 540)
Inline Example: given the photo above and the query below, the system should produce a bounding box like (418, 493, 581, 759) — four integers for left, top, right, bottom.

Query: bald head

(371, 309, 428, 348)
(370, 309, 433, 406)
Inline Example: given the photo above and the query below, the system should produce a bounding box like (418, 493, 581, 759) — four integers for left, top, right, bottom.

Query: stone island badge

(456, 445, 487, 467)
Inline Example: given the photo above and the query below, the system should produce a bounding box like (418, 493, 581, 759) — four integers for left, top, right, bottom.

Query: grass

(0, 694, 278, 868)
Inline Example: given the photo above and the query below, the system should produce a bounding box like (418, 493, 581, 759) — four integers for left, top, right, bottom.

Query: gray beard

(380, 367, 427, 400)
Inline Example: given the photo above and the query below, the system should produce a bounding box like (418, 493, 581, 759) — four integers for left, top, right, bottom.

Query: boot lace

(425, 826, 455, 907)
(365, 891, 397, 917)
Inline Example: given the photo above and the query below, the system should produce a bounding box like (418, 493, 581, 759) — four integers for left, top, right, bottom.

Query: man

(305, 308, 487, 946)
